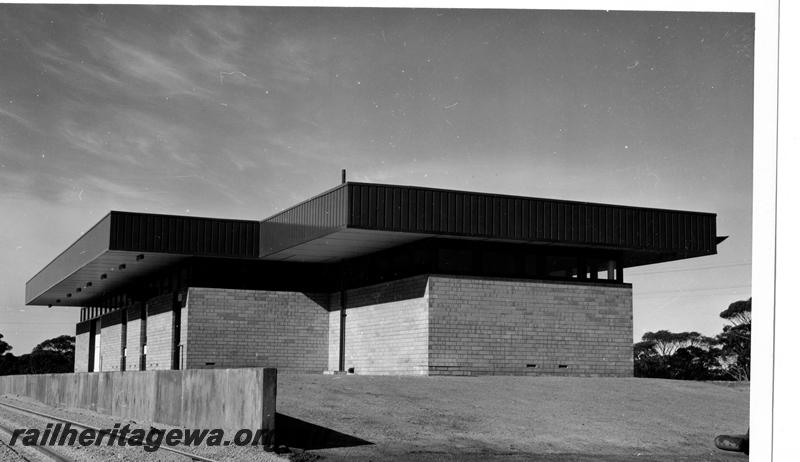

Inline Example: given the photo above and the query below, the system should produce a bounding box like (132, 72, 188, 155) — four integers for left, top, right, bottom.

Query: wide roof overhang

(27, 182, 724, 306)
(260, 182, 723, 264)
(26, 212, 259, 306)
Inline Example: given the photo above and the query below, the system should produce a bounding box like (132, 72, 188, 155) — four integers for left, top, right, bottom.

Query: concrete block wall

(99, 321, 122, 372)
(146, 293, 175, 370)
(328, 275, 430, 375)
(427, 276, 633, 377)
(327, 309, 339, 372)
(73, 275, 632, 376)
(125, 305, 143, 371)
(74, 328, 90, 373)
(184, 288, 328, 372)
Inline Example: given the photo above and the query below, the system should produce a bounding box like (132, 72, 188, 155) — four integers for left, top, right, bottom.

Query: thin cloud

(100, 36, 212, 98)
(0, 107, 39, 133)
(34, 43, 127, 91)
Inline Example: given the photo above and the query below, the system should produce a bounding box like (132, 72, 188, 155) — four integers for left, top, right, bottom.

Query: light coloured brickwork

(74, 331, 89, 372)
(77, 274, 632, 376)
(328, 275, 430, 375)
(145, 293, 175, 370)
(126, 318, 142, 371)
(185, 288, 328, 372)
(328, 310, 339, 371)
(146, 311, 173, 370)
(99, 322, 122, 372)
(427, 276, 633, 377)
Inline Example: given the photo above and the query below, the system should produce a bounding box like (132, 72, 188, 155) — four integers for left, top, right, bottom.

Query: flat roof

(260, 182, 719, 261)
(27, 182, 723, 306)
(26, 212, 259, 306)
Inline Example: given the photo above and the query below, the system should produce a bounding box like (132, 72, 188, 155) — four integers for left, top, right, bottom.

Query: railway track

(0, 399, 219, 462)
(0, 418, 75, 462)
(0, 417, 73, 462)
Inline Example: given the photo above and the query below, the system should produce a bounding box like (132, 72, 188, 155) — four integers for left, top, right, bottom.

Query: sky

(0, 6, 753, 354)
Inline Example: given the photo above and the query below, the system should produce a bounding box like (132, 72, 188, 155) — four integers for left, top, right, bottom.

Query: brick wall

(328, 275, 430, 375)
(427, 276, 633, 377)
(76, 274, 633, 376)
(99, 322, 122, 372)
(184, 288, 328, 372)
(146, 293, 174, 370)
(328, 310, 339, 371)
(125, 305, 143, 371)
(74, 328, 90, 373)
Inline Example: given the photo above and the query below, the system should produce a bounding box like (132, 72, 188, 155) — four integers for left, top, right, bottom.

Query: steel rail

(0, 399, 219, 462)
(0, 417, 75, 462)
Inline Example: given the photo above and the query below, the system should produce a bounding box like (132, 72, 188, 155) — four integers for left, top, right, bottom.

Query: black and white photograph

(0, 1, 785, 461)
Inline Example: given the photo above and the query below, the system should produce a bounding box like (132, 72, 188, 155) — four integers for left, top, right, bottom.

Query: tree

(0, 334, 11, 356)
(32, 335, 75, 356)
(719, 298, 752, 326)
(668, 345, 724, 380)
(634, 331, 723, 380)
(634, 339, 668, 378)
(641, 330, 715, 357)
(632, 297, 752, 382)
(716, 298, 751, 381)
(0, 335, 75, 375)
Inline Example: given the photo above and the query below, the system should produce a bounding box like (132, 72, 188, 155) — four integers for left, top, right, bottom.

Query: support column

(577, 256, 587, 280)
(120, 309, 127, 371)
(171, 291, 182, 370)
(607, 260, 616, 281)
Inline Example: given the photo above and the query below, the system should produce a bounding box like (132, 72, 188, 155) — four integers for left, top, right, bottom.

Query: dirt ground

(275, 375, 750, 461)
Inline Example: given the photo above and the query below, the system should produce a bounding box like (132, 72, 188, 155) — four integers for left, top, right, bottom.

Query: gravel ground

(0, 436, 37, 462)
(0, 398, 202, 461)
(0, 394, 289, 462)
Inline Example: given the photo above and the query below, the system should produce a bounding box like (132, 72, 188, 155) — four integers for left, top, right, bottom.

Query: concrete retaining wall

(0, 368, 277, 447)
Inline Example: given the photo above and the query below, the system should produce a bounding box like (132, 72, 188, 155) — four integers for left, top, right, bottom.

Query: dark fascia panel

(108, 211, 260, 258)
(260, 182, 720, 259)
(26, 211, 260, 305)
(260, 183, 349, 256)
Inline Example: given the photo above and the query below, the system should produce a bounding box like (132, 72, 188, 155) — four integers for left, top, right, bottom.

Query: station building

(26, 182, 724, 376)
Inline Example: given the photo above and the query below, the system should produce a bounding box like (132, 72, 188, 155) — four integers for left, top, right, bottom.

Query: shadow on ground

(276, 413, 373, 450)
(298, 450, 749, 462)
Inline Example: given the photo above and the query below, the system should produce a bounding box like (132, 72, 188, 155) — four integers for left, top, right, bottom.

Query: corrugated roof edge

(110, 210, 261, 223)
(26, 210, 261, 285)
(345, 181, 718, 217)
(261, 182, 348, 222)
